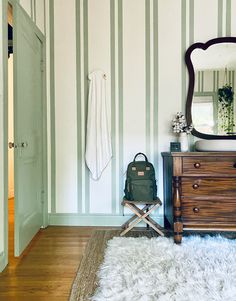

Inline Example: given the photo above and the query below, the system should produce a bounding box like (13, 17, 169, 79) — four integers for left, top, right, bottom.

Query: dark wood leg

(164, 216, 171, 229)
(173, 176, 183, 244)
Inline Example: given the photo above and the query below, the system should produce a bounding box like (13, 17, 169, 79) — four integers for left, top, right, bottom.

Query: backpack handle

(133, 153, 148, 162)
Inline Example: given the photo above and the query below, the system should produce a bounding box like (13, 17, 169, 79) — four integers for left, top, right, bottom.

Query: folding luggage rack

(120, 199, 165, 237)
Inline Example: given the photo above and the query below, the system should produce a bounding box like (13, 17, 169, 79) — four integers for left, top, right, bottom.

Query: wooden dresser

(162, 152, 236, 243)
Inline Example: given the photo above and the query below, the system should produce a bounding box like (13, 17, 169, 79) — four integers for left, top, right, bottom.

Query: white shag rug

(91, 236, 236, 301)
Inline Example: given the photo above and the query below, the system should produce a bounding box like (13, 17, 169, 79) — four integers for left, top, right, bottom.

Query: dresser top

(162, 152, 236, 157)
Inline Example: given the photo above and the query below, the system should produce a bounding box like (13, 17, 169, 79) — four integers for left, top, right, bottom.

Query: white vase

(179, 132, 189, 152)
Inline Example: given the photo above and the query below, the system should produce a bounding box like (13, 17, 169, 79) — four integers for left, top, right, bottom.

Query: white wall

(54, 0, 77, 213)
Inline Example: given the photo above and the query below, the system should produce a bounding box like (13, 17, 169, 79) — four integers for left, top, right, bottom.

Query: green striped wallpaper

(18, 0, 236, 224)
(110, 0, 116, 214)
(19, 0, 45, 33)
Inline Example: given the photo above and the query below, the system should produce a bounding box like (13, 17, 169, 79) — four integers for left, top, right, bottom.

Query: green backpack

(124, 153, 157, 201)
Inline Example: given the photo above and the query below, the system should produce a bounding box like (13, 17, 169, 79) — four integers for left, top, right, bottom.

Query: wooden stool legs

(120, 200, 164, 237)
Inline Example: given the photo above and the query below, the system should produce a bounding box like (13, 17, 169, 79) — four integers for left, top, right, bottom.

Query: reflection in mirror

(191, 43, 236, 136)
(192, 93, 216, 134)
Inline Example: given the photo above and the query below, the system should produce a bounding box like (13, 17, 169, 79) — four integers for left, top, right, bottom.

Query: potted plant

(218, 84, 235, 133)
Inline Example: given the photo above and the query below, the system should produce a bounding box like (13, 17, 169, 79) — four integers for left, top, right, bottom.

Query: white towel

(85, 70, 112, 180)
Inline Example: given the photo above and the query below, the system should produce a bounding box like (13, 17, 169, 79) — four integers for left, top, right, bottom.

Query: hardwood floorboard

(0, 199, 99, 300)
(2, 200, 163, 300)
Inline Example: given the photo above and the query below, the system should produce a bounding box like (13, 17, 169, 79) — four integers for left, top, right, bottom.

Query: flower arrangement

(172, 112, 193, 134)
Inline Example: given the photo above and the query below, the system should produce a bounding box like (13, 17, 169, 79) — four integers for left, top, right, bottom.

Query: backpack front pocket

(130, 179, 154, 201)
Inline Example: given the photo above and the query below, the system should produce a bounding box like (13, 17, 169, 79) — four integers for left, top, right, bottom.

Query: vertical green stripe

(226, 0, 231, 36)
(213, 71, 216, 92)
(33, 0, 36, 23)
(233, 71, 235, 90)
(145, 0, 150, 158)
(43, 0, 46, 35)
(201, 71, 204, 92)
(110, 0, 116, 214)
(232, 71, 235, 124)
(49, 0, 56, 213)
(189, 0, 194, 147)
(198, 71, 200, 92)
(83, 0, 90, 214)
(217, 71, 219, 89)
(218, 0, 223, 37)
(118, 0, 123, 214)
(153, 0, 158, 169)
(181, 0, 186, 111)
(76, 0, 82, 213)
(232, 71, 235, 123)
(189, 0, 194, 44)
(30, 0, 33, 20)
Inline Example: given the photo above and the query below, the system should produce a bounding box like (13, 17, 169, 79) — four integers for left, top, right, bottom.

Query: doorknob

(9, 142, 17, 149)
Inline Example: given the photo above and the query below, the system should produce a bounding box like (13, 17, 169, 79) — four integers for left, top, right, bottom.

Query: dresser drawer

(181, 178, 236, 196)
(182, 157, 236, 175)
(182, 199, 236, 223)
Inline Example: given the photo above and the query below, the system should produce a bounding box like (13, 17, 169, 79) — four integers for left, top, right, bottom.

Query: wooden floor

(0, 199, 95, 301)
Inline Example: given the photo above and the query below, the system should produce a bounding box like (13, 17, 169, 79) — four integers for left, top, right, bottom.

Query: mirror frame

(185, 36, 236, 140)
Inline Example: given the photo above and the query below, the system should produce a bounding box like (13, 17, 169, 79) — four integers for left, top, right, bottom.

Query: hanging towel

(85, 70, 112, 180)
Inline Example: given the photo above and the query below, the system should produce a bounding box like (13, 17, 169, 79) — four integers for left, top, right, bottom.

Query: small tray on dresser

(162, 152, 236, 243)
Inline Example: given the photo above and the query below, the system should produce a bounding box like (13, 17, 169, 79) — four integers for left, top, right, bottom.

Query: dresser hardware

(233, 163, 236, 168)
(194, 162, 201, 168)
(193, 207, 200, 213)
(192, 183, 199, 189)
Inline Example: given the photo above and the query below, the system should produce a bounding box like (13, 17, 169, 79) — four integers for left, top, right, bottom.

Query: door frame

(0, 0, 48, 271)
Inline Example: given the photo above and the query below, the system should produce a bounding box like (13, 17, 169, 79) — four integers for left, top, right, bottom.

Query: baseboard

(0, 252, 7, 272)
(49, 213, 164, 227)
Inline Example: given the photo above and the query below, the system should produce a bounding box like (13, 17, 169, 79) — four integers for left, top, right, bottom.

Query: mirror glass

(191, 42, 236, 136)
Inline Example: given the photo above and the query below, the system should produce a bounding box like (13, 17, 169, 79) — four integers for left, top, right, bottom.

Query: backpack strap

(133, 153, 148, 162)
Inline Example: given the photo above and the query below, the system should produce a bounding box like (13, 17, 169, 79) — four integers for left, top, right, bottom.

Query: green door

(14, 4, 44, 256)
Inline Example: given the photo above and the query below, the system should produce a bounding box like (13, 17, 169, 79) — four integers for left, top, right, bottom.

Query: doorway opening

(8, 3, 14, 261)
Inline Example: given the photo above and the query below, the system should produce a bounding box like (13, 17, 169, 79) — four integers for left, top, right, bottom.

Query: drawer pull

(233, 163, 236, 168)
(194, 162, 201, 169)
(192, 183, 199, 189)
(193, 207, 200, 213)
